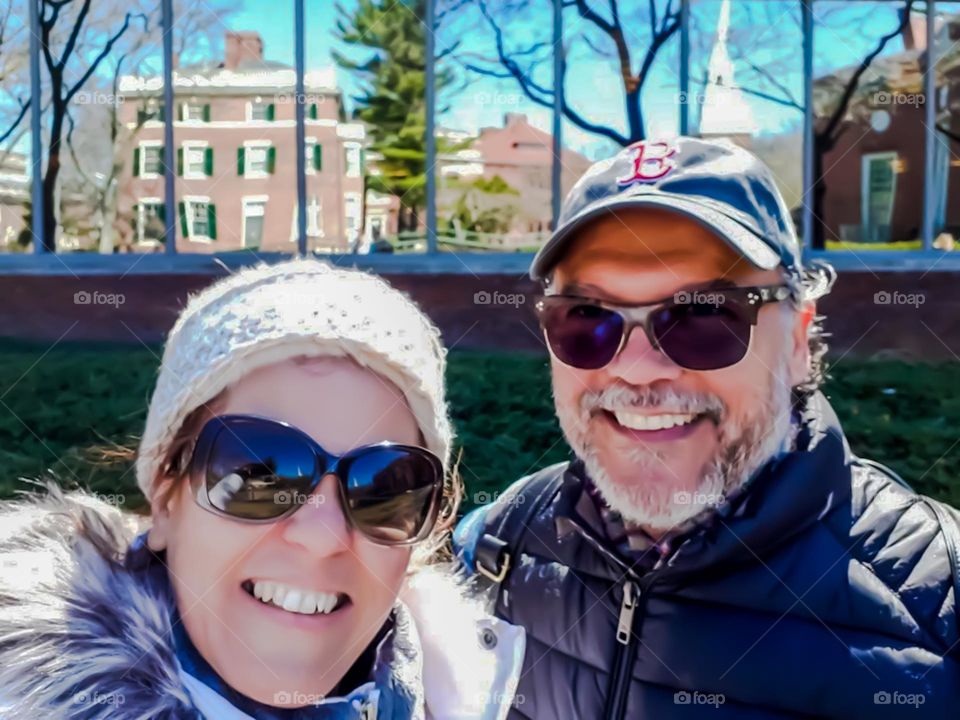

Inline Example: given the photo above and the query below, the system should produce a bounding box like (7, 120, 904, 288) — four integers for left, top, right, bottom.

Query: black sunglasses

(536, 284, 794, 372)
(187, 415, 444, 546)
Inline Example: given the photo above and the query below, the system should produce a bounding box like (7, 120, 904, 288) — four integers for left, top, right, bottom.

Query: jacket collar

(0, 487, 525, 720)
(557, 392, 854, 583)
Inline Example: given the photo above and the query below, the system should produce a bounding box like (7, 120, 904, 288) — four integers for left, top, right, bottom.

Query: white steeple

(699, 0, 758, 138)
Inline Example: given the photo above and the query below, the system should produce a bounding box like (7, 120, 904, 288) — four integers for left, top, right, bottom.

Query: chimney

(504, 112, 528, 127)
(224, 31, 264, 69)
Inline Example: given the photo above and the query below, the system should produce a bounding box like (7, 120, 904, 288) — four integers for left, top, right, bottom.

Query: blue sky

(223, 0, 918, 160)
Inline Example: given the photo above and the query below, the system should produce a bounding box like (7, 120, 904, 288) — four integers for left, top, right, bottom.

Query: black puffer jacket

(455, 393, 960, 718)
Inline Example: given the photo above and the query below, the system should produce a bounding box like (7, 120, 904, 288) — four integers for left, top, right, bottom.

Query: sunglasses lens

(542, 300, 624, 370)
(204, 420, 318, 520)
(652, 302, 751, 370)
(343, 448, 441, 544)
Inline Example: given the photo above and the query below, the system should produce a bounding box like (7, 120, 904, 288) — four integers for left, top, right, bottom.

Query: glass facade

(2, 0, 957, 261)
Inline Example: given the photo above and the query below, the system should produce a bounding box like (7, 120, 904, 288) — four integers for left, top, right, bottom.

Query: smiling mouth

(241, 579, 351, 616)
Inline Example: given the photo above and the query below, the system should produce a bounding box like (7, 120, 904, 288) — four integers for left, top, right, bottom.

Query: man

(455, 137, 960, 718)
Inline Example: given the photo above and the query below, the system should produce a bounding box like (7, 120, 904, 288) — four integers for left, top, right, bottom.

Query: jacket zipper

(605, 579, 641, 720)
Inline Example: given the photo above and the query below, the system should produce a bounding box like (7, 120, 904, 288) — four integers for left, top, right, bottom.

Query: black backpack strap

(917, 496, 960, 632)
(474, 466, 565, 585)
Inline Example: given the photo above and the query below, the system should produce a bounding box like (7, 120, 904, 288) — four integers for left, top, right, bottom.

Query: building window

(242, 197, 267, 249)
(135, 199, 165, 246)
(179, 197, 216, 241)
(306, 139, 322, 174)
(290, 195, 323, 242)
(861, 152, 897, 244)
(181, 142, 212, 179)
(344, 192, 362, 248)
(239, 142, 275, 178)
(136, 102, 164, 125)
(248, 98, 276, 122)
(344, 143, 362, 178)
(135, 142, 163, 178)
(181, 101, 210, 122)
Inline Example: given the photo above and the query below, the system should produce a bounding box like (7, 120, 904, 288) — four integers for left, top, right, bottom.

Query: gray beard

(554, 358, 795, 532)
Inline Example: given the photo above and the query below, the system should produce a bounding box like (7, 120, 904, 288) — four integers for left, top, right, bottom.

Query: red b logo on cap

(617, 141, 677, 187)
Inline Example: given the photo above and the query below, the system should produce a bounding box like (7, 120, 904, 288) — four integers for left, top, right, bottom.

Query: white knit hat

(135, 258, 453, 504)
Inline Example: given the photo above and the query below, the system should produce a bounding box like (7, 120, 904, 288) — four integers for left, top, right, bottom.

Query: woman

(0, 260, 524, 719)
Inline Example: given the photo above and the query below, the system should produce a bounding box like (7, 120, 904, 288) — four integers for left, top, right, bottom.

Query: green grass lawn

(0, 341, 957, 512)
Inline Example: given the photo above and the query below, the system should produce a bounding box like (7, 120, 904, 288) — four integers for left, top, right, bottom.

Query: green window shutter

(157, 202, 166, 223)
(179, 102, 185, 121)
(313, 143, 322, 171)
(178, 201, 188, 237)
(133, 148, 140, 177)
(237, 147, 245, 176)
(309, 103, 318, 120)
(204, 147, 213, 176)
(266, 103, 276, 121)
(267, 146, 276, 174)
(176, 147, 183, 176)
(158, 104, 165, 123)
(359, 148, 366, 174)
(203, 103, 211, 122)
(207, 204, 217, 240)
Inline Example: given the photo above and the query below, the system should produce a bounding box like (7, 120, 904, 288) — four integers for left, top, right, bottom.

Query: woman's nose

(278, 474, 351, 556)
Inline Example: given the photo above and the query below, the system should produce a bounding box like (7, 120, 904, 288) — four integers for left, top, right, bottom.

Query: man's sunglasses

(536, 284, 794, 371)
(187, 415, 444, 546)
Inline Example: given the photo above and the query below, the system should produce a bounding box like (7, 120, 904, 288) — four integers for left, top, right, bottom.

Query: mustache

(580, 383, 726, 424)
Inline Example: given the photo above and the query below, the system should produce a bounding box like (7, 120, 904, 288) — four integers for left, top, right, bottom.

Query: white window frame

(861, 151, 898, 243)
(289, 195, 324, 242)
(139, 140, 163, 179)
(182, 140, 209, 180)
(306, 137, 317, 175)
(246, 96, 271, 122)
(243, 140, 272, 179)
(241, 195, 268, 249)
(184, 195, 212, 243)
(181, 100, 206, 122)
(344, 142, 362, 178)
(136, 196, 163, 247)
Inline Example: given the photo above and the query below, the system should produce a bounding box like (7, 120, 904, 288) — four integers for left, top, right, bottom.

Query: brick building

(817, 11, 960, 247)
(117, 31, 366, 253)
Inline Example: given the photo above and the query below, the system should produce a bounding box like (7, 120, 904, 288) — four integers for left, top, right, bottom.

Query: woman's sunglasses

(536, 284, 794, 372)
(187, 415, 444, 546)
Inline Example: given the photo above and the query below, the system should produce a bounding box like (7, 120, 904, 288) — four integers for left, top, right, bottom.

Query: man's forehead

(552, 208, 746, 275)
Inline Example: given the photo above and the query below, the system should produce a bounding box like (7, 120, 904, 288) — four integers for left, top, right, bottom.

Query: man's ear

(146, 476, 178, 551)
(787, 301, 816, 388)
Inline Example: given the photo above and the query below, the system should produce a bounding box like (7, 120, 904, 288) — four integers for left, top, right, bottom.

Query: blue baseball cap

(531, 136, 805, 283)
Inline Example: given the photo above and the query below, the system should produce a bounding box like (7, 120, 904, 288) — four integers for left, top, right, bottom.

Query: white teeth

(251, 580, 342, 616)
(613, 410, 696, 431)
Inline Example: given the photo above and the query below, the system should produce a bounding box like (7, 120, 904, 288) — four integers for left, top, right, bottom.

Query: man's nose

(606, 324, 683, 386)
(278, 474, 351, 556)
